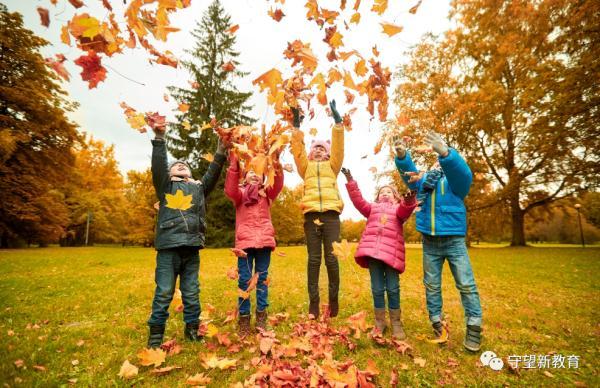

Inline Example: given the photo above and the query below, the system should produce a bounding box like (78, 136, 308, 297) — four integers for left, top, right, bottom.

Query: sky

(6, 0, 452, 220)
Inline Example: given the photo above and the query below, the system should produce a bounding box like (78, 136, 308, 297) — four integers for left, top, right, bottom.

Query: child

(224, 151, 285, 336)
(342, 168, 416, 339)
(290, 100, 344, 319)
(394, 131, 483, 352)
(146, 125, 227, 349)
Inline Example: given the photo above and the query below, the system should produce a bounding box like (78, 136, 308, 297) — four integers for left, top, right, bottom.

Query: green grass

(0, 245, 598, 386)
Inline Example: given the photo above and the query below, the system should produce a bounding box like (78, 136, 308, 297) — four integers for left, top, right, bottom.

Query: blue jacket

(394, 148, 472, 236)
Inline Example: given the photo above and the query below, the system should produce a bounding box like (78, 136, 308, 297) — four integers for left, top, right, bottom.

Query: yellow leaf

(186, 373, 212, 385)
(414, 357, 426, 367)
(200, 353, 237, 370)
(253, 68, 283, 95)
(205, 323, 218, 338)
(178, 103, 189, 112)
(350, 12, 361, 24)
(409, 0, 423, 14)
(165, 189, 193, 211)
(327, 68, 343, 84)
(137, 348, 166, 367)
(202, 152, 214, 162)
(381, 22, 403, 37)
(354, 59, 367, 77)
(328, 31, 344, 49)
(309, 128, 318, 136)
(126, 113, 147, 131)
(371, 0, 388, 15)
(118, 360, 139, 379)
(199, 121, 212, 132)
(60, 25, 71, 45)
(427, 325, 449, 344)
(73, 15, 101, 38)
(182, 121, 191, 130)
(332, 239, 352, 260)
(313, 218, 323, 226)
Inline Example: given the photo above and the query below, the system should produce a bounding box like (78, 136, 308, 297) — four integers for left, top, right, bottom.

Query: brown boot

(371, 308, 387, 335)
(255, 309, 268, 332)
(238, 315, 251, 337)
(309, 299, 320, 319)
(389, 309, 406, 340)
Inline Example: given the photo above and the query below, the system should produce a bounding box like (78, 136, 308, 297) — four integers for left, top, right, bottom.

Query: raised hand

(329, 99, 342, 124)
(425, 131, 449, 157)
(291, 107, 304, 128)
(341, 167, 353, 182)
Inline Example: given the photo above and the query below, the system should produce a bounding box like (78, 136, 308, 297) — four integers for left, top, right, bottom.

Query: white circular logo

(480, 351, 497, 366)
(489, 357, 504, 371)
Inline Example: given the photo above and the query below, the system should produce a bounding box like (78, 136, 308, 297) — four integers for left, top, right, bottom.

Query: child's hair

(374, 185, 402, 202)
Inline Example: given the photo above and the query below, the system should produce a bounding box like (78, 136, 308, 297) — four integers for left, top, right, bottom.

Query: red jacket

(346, 180, 416, 273)
(224, 159, 284, 251)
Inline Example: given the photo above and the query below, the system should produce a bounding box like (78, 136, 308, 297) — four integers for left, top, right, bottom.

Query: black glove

(341, 167, 352, 182)
(291, 107, 303, 128)
(329, 99, 342, 124)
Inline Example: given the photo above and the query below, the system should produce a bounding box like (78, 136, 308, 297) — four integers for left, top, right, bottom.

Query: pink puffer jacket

(346, 180, 416, 273)
(224, 160, 284, 251)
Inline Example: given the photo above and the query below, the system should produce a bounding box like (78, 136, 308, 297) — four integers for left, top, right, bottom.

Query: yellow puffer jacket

(290, 124, 344, 214)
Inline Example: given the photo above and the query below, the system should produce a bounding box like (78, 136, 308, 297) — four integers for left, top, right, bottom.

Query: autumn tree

(166, 0, 254, 247)
(0, 6, 79, 247)
(124, 169, 156, 246)
(60, 136, 127, 246)
(271, 185, 305, 245)
(394, 0, 600, 245)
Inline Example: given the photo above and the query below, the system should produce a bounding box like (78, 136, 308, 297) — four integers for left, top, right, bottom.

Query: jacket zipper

(441, 180, 445, 195)
(317, 162, 323, 212)
(430, 188, 436, 236)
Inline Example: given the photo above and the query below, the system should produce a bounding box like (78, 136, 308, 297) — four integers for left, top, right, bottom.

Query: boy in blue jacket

(394, 131, 482, 352)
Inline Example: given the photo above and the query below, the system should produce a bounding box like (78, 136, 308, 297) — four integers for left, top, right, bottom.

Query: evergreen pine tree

(167, 0, 254, 247)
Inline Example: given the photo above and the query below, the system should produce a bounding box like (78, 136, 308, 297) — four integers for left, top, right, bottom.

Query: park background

(0, 0, 599, 386)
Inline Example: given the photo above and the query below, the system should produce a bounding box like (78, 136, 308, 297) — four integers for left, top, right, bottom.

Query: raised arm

(396, 191, 417, 221)
(394, 152, 422, 192)
(439, 148, 472, 199)
(342, 168, 372, 218)
(201, 141, 226, 197)
(224, 152, 243, 206)
(329, 124, 344, 175)
(266, 164, 284, 200)
(151, 137, 169, 199)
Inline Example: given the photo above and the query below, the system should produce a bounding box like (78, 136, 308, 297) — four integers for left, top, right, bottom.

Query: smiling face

(245, 170, 263, 185)
(311, 145, 327, 161)
(170, 162, 191, 178)
(378, 186, 398, 203)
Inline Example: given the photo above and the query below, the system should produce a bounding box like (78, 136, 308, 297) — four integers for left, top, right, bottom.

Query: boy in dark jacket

(394, 131, 482, 352)
(146, 125, 227, 348)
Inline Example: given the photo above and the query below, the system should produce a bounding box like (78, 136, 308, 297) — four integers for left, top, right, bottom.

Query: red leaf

(144, 112, 167, 132)
(37, 7, 50, 27)
(45, 54, 70, 81)
(74, 50, 106, 89)
(68, 0, 84, 8)
(222, 61, 235, 72)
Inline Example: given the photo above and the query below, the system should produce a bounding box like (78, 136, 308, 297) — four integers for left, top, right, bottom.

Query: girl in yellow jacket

(290, 100, 344, 319)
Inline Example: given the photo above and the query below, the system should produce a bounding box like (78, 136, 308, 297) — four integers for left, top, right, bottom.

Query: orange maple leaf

(381, 23, 403, 37)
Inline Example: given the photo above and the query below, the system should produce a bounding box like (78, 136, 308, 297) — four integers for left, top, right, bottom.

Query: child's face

(170, 162, 191, 178)
(245, 170, 263, 185)
(378, 187, 397, 203)
(311, 145, 327, 161)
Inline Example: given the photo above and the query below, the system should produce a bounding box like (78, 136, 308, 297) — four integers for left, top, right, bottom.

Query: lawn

(0, 245, 598, 387)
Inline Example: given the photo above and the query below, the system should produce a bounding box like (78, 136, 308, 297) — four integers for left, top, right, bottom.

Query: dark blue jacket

(152, 138, 225, 250)
(394, 148, 472, 236)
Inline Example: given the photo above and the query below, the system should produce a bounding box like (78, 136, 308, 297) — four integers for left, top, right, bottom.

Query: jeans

(148, 246, 200, 326)
(304, 211, 341, 304)
(422, 235, 482, 326)
(238, 248, 271, 316)
(368, 258, 400, 309)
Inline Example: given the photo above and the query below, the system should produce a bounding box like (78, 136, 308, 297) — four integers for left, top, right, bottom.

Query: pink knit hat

(308, 139, 331, 160)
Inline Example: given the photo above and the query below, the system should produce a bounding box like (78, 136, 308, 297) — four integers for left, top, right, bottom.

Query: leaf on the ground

(200, 353, 237, 370)
(260, 337, 274, 354)
(151, 366, 181, 376)
(427, 324, 449, 344)
(381, 23, 403, 37)
(332, 239, 352, 260)
(392, 339, 412, 355)
(165, 189, 193, 211)
(186, 372, 212, 385)
(447, 357, 459, 367)
(347, 311, 368, 338)
(414, 357, 426, 367)
(205, 323, 218, 338)
(390, 368, 398, 387)
(160, 339, 182, 355)
(365, 359, 380, 376)
(118, 360, 139, 379)
(224, 309, 238, 324)
(33, 365, 46, 372)
(137, 348, 166, 367)
(71, 359, 79, 366)
(543, 371, 555, 378)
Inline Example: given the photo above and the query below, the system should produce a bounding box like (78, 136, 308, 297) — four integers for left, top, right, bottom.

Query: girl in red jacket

(224, 151, 285, 336)
(341, 167, 417, 339)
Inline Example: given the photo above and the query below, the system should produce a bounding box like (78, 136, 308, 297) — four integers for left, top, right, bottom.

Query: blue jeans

(368, 258, 401, 309)
(238, 248, 271, 316)
(422, 235, 482, 326)
(148, 247, 201, 326)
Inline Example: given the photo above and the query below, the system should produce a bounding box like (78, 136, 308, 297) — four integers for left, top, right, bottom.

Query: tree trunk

(510, 202, 526, 246)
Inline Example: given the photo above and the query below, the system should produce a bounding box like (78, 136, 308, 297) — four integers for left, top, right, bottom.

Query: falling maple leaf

(344, 90, 355, 104)
(253, 68, 283, 95)
(268, 8, 285, 21)
(409, 0, 423, 14)
(200, 354, 237, 370)
(68, 0, 84, 8)
(178, 103, 189, 112)
(45, 54, 70, 81)
(354, 59, 367, 77)
(226, 24, 239, 34)
(137, 348, 166, 367)
(186, 373, 212, 385)
(74, 50, 106, 89)
(381, 23, 403, 37)
(165, 189, 193, 211)
(371, 0, 388, 15)
(118, 360, 139, 379)
(332, 239, 352, 260)
(222, 61, 235, 72)
(202, 153, 214, 162)
(350, 12, 361, 24)
(37, 7, 50, 27)
(145, 112, 167, 132)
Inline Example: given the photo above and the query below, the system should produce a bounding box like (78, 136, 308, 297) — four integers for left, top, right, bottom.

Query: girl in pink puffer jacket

(225, 151, 285, 336)
(341, 167, 417, 339)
